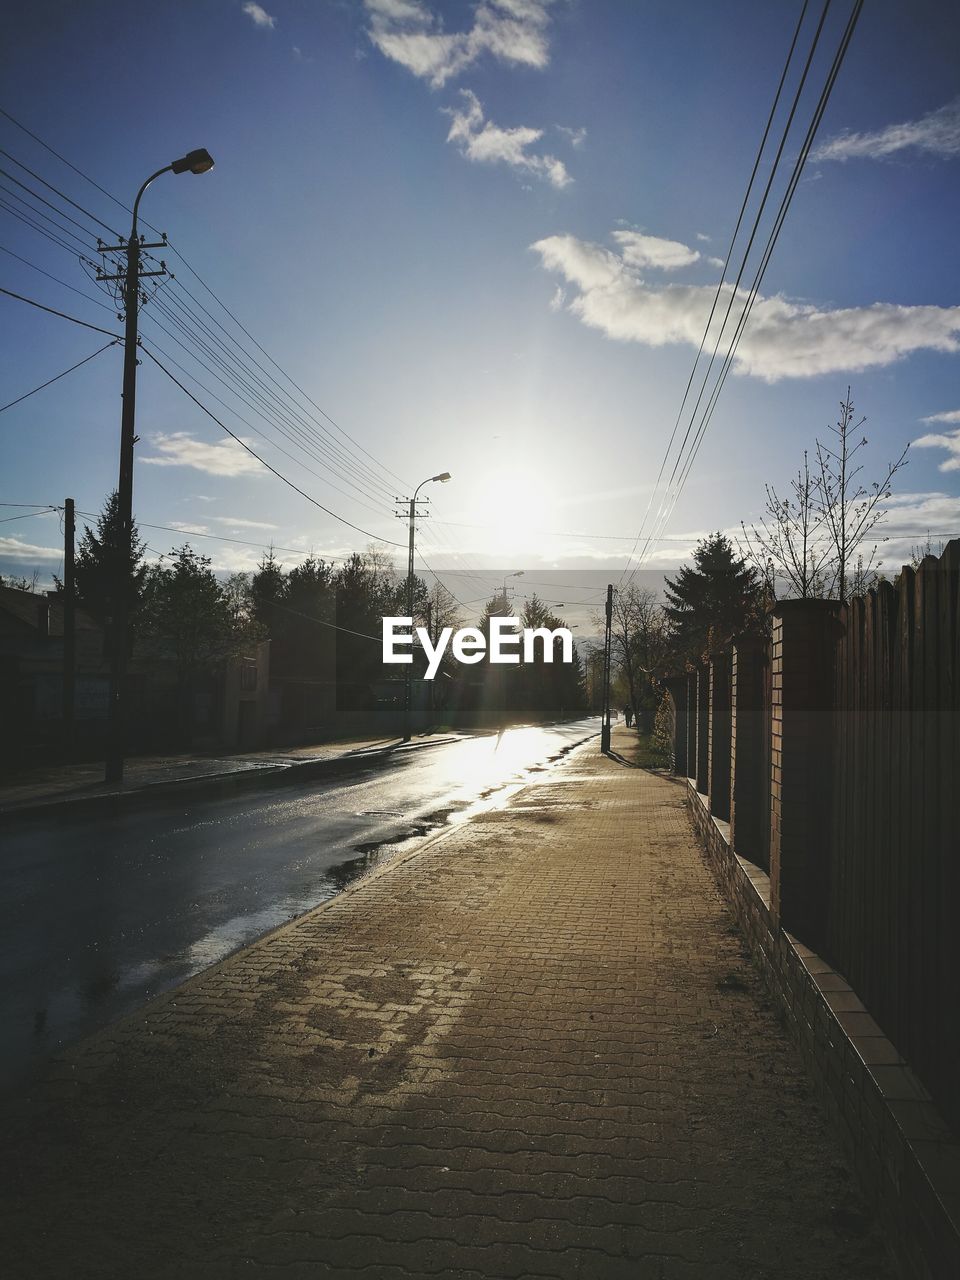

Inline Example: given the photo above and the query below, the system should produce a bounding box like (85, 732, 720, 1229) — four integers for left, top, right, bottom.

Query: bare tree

(743, 390, 908, 602)
(594, 585, 667, 731)
(815, 389, 908, 601)
(741, 452, 832, 599)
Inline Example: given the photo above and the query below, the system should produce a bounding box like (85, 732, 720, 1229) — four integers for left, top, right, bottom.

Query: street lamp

(105, 147, 215, 783)
(403, 471, 451, 742)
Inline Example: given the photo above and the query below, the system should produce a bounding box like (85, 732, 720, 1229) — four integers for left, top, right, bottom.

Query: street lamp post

(104, 148, 214, 783)
(403, 471, 451, 742)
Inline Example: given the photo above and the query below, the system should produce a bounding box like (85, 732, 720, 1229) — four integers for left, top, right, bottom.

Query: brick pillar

(769, 600, 841, 946)
(695, 664, 710, 795)
(685, 671, 697, 780)
(708, 652, 732, 821)
(662, 676, 688, 776)
(730, 634, 766, 866)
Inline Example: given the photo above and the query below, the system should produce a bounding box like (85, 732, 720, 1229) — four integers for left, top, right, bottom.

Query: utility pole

(62, 496, 75, 740)
(397, 471, 451, 742)
(97, 230, 166, 781)
(600, 583, 613, 752)
(97, 148, 214, 783)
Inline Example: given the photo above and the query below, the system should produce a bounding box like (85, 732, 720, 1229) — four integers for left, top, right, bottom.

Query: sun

(454, 462, 554, 562)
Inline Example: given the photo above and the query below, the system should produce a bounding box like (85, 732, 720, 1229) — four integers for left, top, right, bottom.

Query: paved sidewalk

(0, 732, 460, 815)
(0, 729, 895, 1278)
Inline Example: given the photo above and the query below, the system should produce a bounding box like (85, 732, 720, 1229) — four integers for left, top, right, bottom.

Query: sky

(2, 0, 960, 625)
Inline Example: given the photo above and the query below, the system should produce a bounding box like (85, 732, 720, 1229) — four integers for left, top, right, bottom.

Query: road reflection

(1, 719, 599, 1091)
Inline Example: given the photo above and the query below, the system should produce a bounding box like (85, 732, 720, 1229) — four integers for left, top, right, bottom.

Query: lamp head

(432, 471, 451, 483)
(171, 148, 215, 176)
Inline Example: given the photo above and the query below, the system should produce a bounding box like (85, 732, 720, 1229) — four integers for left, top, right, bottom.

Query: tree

(140, 547, 237, 736)
(74, 491, 147, 648)
(815, 390, 908, 601)
(516, 594, 586, 722)
(741, 451, 832, 600)
(250, 549, 287, 637)
(663, 533, 762, 665)
(2, 570, 41, 592)
(603, 585, 668, 732)
(334, 548, 399, 708)
(743, 391, 909, 602)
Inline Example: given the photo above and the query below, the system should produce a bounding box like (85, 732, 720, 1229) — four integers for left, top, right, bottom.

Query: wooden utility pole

(62, 496, 76, 737)
(600, 583, 613, 752)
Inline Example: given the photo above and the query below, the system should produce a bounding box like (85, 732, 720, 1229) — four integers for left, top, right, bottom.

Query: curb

(0, 734, 463, 824)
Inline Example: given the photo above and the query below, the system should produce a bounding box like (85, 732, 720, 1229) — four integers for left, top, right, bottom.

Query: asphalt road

(0, 718, 599, 1091)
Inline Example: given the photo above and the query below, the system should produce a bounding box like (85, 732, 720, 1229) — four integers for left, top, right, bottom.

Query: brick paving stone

(0, 730, 897, 1279)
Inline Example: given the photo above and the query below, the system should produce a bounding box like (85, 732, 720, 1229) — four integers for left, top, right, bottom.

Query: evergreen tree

(662, 532, 762, 664)
(250, 549, 287, 638)
(74, 491, 147, 649)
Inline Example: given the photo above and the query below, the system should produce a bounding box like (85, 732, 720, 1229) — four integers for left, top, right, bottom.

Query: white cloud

(242, 2, 276, 30)
(141, 432, 264, 477)
(532, 230, 960, 382)
(212, 516, 279, 531)
(364, 0, 553, 88)
(914, 428, 960, 473)
(695, 232, 711, 243)
(872, 492, 960, 549)
(920, 409, 960, 425)
(557, 125, 587, 149)
(612, 230, 700, 271)
(0, 536, 61, 563)
(446, 90, 571, 188)
(812, 97, 960, 163)
(169, 521, 211, 535)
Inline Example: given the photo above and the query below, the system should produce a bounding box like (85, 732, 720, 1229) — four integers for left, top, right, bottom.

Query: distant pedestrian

(623, 706, 633, 728)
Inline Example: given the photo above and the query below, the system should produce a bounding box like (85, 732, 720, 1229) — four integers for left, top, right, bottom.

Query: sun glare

(456, 463, 554, 561)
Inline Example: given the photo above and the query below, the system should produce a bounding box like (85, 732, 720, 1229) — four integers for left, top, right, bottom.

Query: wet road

(0, 718, 599, 1090)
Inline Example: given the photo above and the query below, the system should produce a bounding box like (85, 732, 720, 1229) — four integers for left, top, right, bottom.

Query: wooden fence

(666, 540, 960, 1130)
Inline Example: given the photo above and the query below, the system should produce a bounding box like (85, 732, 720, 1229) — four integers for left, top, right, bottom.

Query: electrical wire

(0, 244, 118, 313)
(0, 284, 124, 338)
(137, 330, 397, 521)
(138, 342, 405, 548)
(0, 116, 410, 497)
(140, 291, 396, 510)
(0, 146, 122, 239)
(617, 0, 815, 590)
(621, 0, 862, 591)
(0, 340, 119, 414)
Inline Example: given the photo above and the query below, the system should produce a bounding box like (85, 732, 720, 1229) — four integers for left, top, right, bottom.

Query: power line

(0, 168, 102, 247)
(0, 243, 118, 312)
(0, 284, 124, 339)
(619, 0, 825, 590)
(137, 330, 397, 521)
(140, 291, 396, 511)
(618, 0, 815, 590)
(0, 111, 410, 497)
(0, 194, 94, 259)
(138, 342, 405, 548)
(157, 277, 402, 501)
(667, 0, 864, 513)
(621, 0, 862, 592)
(0, 340, 118, 414)
(0, 509, 57, 524)
(0, 146, 122, 239)
(79, 513, 355, 564)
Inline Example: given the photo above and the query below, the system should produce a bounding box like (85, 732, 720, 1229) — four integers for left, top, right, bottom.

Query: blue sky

(2, 0, 959, 614)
